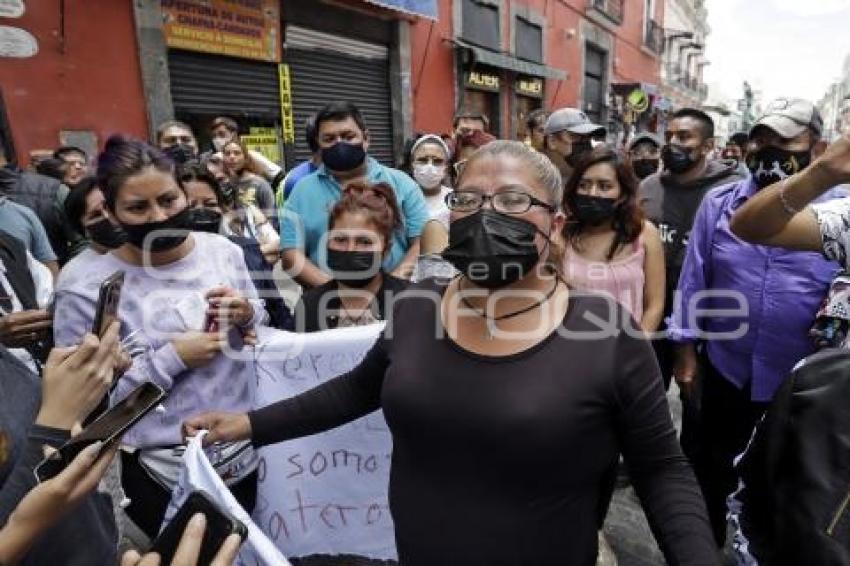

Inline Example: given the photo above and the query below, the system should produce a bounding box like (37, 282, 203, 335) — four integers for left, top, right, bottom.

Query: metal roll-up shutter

(285, 26, 394, 166)
(168, 50, 280, 119)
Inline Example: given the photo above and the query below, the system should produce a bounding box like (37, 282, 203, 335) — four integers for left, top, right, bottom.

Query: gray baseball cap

(628, 132, 662, 151)
(544, 108, 606, 136)
(752, 98, 823, 139)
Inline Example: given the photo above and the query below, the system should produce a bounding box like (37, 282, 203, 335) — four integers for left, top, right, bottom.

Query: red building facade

(410, 0, 666, 141)
(0, 0, 667, 167)
(0, 1, 148, 164)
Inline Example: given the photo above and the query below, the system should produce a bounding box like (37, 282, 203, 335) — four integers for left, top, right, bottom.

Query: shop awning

(455, 39, 567, 81)
(362, 0, 438, 19)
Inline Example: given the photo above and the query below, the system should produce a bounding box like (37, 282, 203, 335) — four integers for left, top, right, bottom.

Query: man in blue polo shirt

(280, 101, 429, 288)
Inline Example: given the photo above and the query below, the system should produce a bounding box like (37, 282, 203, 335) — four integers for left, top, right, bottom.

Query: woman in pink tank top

(561, 147, 665, 332)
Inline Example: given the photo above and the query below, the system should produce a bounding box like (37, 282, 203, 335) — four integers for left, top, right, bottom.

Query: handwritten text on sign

(252, 325, 397, 560)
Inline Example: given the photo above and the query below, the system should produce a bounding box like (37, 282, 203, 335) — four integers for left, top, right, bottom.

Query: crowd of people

(2, 91, 850, 566)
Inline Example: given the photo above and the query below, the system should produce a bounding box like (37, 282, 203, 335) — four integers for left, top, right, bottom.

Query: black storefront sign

(515, 76, 543, 98)
(465, 69, 501, 93)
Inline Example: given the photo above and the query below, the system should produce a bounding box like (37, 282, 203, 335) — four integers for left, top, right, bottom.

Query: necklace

(458, 276, 562, 340)
(335, 295, 376, 327)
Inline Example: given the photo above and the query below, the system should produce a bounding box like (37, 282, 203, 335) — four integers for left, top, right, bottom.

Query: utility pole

(740, 81, 754, 131)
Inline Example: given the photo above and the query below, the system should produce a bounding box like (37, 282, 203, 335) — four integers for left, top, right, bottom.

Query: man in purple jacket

(667, 97, 849, 546)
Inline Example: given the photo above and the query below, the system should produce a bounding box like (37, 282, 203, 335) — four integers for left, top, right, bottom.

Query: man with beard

(638, 108, 745, 389)
(667, 98, 848, 546)
(542, 108, 605, 183)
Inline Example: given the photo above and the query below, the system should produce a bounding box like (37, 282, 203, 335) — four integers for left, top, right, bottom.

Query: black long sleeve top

(250, 282, 717, 566)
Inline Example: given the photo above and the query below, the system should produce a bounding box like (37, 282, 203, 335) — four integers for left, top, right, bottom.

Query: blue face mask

(321, 142, 366, 172)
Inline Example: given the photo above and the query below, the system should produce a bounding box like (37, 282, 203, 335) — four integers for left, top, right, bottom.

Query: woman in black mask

(179, 160, 280, 265)
(296, 182, 407, 332)
(179, 160, 292, 329)
(53, 136, 266, 539)
(562, 147, 665, 333)
(186, 141, 715, 566)
(64, 176, 127, 257)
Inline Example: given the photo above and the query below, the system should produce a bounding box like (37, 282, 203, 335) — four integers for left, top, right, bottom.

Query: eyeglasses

(445, 190, 555, 214)
(162, 135, 194, 145)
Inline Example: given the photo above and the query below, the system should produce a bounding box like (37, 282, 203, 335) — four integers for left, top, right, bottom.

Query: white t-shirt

(812, 197, 850, 269)
(424, 185, 452, 230)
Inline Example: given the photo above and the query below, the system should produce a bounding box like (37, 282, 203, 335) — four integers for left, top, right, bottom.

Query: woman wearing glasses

(295, 182, 408, 332)
(186, 141, 716, 565)
(562, 147, 666, 333)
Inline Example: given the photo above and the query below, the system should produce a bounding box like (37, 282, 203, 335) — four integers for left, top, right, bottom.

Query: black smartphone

(91, 270, 125, 338)
(34, 381, 165, 483)
(150, 490, 247, 563)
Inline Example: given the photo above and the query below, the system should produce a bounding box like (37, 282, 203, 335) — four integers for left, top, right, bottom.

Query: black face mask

(746, 145, 812, 189)
(327, 249, 382, 288)
(661, 144, 699, 174)
(120, 206, 192, 252)
(572, 194, 617, 225)
(163, 143, 196, 165)
(442, 209, 546, 289)
(321, 142, 366, 172)
(632, 158, 660, 180)
(567, 139, 593, 167)
(85, 217, 127, 250)
(187, 207, 223, 234)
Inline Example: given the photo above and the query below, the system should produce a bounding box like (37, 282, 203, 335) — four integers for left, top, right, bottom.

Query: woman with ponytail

(53, 135, 266, 539)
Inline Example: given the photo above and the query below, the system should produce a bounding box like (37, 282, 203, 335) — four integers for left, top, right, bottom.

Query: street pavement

(598, 383, 684, 566)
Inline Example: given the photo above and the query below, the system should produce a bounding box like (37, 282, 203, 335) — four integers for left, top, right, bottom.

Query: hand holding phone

(36, 321, 123, 430)
(0, 442, 119, 565)
(149, 491, 247, 565)
(204, 286, 253, 329)
(35, 381, 166, 483)
(92, 270, 125, 338)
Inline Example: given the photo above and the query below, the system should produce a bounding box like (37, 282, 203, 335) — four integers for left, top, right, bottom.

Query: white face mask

(413, 163, 445, 189)
(212, 135, 230, 151)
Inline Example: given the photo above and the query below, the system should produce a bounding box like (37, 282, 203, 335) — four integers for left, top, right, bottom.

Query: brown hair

(563, 147, 644, 260)
(221, 138, 261, 176)
(329, 182, 402, 250)
(210, 116, 238, 134)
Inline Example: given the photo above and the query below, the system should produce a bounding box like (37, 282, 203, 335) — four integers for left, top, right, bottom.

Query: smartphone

(150, 490, 247, 563)
(204, 310, 218, 333)
(34, 381, 165, 483)
(91, 270, 125, 338)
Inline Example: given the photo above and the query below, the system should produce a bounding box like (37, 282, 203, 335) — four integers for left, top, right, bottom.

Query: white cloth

(223, 206, 279, 248)
(424, 185, 452, 230)
(166, 431, 290, 565)
(812, 197, 850, 270)
(250, 150, 283, 181)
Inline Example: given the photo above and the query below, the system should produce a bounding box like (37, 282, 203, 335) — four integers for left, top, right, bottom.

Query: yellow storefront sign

(278, 64, 295, 144)
(241, 129, 280, 164)
(161, 0, 281, 63)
